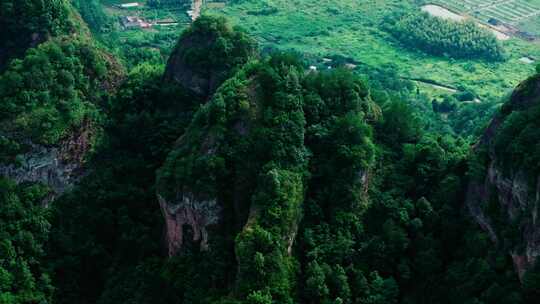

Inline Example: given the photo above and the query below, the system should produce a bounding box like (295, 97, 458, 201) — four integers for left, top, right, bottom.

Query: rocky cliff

(156, 16, 260, 255)
(156, 75, 260, 255)
(163, 16, 256, 98)
(157, 192, 221, 255)
(155, 43, 379, 303)
(467, 74, 540, 279)
(0, 121, 92, 201)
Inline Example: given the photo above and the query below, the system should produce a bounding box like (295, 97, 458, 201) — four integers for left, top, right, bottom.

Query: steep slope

(467, 73, 540, 279)
(157, 57, 309, 302)
(0, 0, 124, 199)
(70, 0, 108, 32)
(157, 47, 379, 301)
(154, 18, 529, 304)
(163, 16, 257, 98)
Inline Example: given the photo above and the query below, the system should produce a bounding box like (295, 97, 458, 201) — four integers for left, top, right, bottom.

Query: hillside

(0, 0, 123, 198)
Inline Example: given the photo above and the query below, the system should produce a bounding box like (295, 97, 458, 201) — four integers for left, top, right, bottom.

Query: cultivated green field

(429, 0, 540, 42)
(203, 0, 539, 101)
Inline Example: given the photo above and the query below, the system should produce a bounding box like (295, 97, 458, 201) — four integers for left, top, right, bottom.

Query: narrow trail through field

(403, 77, 458, 93)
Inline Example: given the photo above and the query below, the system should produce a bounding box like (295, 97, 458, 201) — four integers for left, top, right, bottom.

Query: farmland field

(203, 0, 540, 101)
(430, 0, 540, 35)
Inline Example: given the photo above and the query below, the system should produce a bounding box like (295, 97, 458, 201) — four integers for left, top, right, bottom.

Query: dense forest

(0, 0, 75, 69)
(1, 1, 540, 304)
(383, 12, 505, 61)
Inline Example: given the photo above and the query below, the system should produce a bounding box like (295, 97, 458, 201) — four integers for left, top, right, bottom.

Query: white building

(118, 2, 139, 8)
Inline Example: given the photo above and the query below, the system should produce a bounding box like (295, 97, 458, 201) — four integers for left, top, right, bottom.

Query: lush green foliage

(155, 43, 527, 303)
(494, 75, 540, 176)
(0, 0, 70, 38)
(205, 0, 539, 103)
(0, 0, 74, 68)
(156, 52, 381, 303)
(384, 12, 505, 60)
(0, 38, 118, 158)
(46, 63, 201, 304)
(171, 15, 257, 78)
(148, 0, 190, 8)
(0, 179, 53, 304)
(71, 0, 109, 32)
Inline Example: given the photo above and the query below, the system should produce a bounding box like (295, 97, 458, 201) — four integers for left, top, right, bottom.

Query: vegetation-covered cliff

(163, 16, 257, 98)
(467, 73, 540, 286)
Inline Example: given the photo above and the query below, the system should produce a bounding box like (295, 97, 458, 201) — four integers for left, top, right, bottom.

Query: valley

(92, 0, 539, 104)
(1, 1, 540, 303)
(200, 0, 539, 101)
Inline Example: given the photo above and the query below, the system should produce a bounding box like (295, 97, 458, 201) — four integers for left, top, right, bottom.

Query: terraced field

(430, 0, 540, 34)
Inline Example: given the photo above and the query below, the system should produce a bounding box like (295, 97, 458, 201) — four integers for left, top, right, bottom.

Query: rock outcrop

(467, 164, 540, 279)
(0, 0, 124, 193)
(0, 38, 123, 200)
(0, 122, 93, 201)
(157, 16, 259, 256)
(163, 16, 256, 98)
(158, 193, 221, 255)
(467, 74, 540, 279)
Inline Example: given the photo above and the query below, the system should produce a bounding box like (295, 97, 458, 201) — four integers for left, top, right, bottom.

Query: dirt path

(404, 77, 458, 93)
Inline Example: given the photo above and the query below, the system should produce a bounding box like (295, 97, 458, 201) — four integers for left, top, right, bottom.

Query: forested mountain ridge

(0, 5, 124, 300)
(153, 22, 540, 301)
(0, 5, 540, 304)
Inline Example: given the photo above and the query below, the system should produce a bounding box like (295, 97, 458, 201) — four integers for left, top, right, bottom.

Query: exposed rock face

(163, 16, 256, 98)
(157, 57, 260, 256)
(467, 164, 540, 278)
(157, 18, 259, 257)
(0, 122, 92, 200)
(163, 40, 225, 98)
(158, 193, 221, 256)
(0, 144, 77, 196)
(467, 75, 540, 279)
